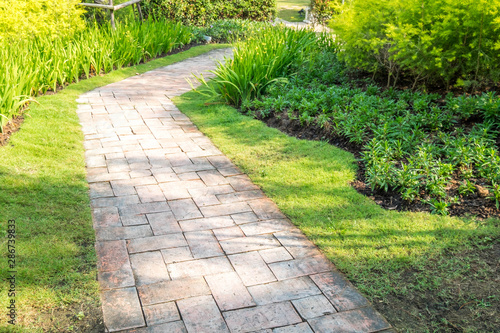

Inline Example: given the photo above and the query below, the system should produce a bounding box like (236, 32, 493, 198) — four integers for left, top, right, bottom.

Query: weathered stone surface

(220, 234, 281, 254)
(247, 276, 321, 305)
(137, 277, 210, 305)
(307, 307, 390, 333)
(184, 230, 223, 258)
(212, 225, 245, 241)
(169, 199, 203, 220)
(205, 272, 256, 311)
(146, 211, 182, 235)
(268, 256, 333, 280)
(96, 240, 130, 272)
(273, 230, 322, 259)
(161, 246, 193, 264)
(239, 219, 293, 236)
(177, 295, 230, 333)
(130, 251, 170, 286)
(168, 256, 233, 280)
(309, 272, 370, 311)
(179, 216, 234, 232)
(95, 225, 153, 241)
(127, 234, 187, 253)
(229, 252, 276, 286)
(101, 287, 145, 332)
(98, 267, 135, 290)
(143, 302, 180, 326)
(223, 302, 302, 333)
(259, 247, 293, 264)
(272, 323, 314, 333)
(291, 295, 336, 319)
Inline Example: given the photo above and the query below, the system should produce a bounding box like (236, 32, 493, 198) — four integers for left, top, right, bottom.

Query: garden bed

(259, 110, 500, 219)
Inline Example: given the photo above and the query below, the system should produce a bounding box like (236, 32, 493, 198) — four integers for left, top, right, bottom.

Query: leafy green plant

(459, 180, 476, 197)
(425, 199, 450, 216)
(142, 0, 277, 26)
(194, 25, 318, 106)
(0, 18, 192, 129)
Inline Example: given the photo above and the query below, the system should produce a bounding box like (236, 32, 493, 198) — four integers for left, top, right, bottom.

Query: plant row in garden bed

(197, 26, 500, 217)
(0, 18, 192, 132)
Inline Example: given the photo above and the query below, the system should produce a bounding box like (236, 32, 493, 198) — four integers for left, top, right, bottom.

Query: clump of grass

(0, 18, 193, 131)
(194, 24, 321, 106)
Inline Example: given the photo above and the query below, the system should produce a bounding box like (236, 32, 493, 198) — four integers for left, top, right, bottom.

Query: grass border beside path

(174, 88, 500, 332)
(0, 44, 230, 332)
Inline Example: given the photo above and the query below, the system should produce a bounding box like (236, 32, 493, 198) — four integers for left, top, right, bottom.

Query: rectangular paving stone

(160, 183, 191, 200)
(125, 320, 187, 333)
(177, 172, 200, 181)
(240, 219, 293, 236)
(161, 246, 193, 264)
(87, 171, 130, 183)
(168, 256, 233, 280)
(93, 206, 121, 228)
(179, 216, 235, 232)
(128, 234, 187, 253)
(307, 307, 390, 333)
(92, 195, 140, 208)
(273, 323, 314, 333)
(130, 251, 170, 286)
(98, 266, 135, 290)
(89, 182, 114, 199)
(172, 162, 215, 174)
(169, 199, 203, 220)
(220, 234, 281, 254)
(198, 170, 229, 186)
(137, 277, 210, 305)
(223, 302, 302, 333)
(200, 202, 252, 218)
(291, 295, 336, 320)
(273, 230, 322, 259)
(268, 256, 333, 281)
(218, 166, 243, 177)
(227, 174, 260, 191)
(217, 190, 265, 204)
(231, 212, 259, 224)
(96, 225, 153, 241)
(96, 240, 130, 272)
(177, 295, 230, 333)
(248, 276, 322, 305)
(121, 214, 149, 226)
(112, 184, 137, 197)
(136, 185, 166, 203)
(101, 287, 145, 332)
(248, 199, 287, 220)
(229, 252, 277, 286)
(147, 211, 182, 235)
(259, 247, 293, 264)
(212, 226, 245, 241)
(184, 230, 224, 258)
(151, 168, 179, 183)
(310, 272, 370, 312)
(119, 202, 171, 216)
(143, 302, 180, 326)
(205, 272, 256, 311)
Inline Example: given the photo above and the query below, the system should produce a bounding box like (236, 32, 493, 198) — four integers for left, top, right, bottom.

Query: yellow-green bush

(331, 0, 500, 88)
(0, 0, 85, 40)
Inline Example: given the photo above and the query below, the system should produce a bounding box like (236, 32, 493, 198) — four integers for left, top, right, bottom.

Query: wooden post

(109, 0, 115, 29)
(137, 2, 143, 21)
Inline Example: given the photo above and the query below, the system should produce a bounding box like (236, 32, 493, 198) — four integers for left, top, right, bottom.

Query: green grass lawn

(0, 44, 229, 332)
(277, 0, 309, 22)
(174, 88, 500, 331)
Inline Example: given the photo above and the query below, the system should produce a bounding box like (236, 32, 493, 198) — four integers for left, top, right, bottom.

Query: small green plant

(489, 181, 500, 209)
(425, 199, 450, 216)
(459, 180, 476, 197)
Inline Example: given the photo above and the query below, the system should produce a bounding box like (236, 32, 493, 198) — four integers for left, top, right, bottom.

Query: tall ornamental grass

(195, 25, 319, 106)
(0, 19, 192, 131)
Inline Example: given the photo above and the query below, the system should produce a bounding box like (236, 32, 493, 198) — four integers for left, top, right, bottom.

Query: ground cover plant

(0, 18, 192, 132)
(0, 44, 228, 332)
(243, 50, 500, 217)
(175, 87, 499, 332)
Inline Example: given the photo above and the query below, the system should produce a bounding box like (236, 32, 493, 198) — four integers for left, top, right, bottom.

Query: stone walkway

(77, 49, 393, 333)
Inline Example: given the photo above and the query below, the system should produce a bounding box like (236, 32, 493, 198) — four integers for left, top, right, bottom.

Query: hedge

(142, 0, 277, 26)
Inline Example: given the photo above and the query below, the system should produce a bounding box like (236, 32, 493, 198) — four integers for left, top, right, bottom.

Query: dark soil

(258, 111, 500, 220)
(37, 301, 105, 333)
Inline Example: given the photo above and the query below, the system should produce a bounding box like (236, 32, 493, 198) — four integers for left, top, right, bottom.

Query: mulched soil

(258, 111, 500, 220)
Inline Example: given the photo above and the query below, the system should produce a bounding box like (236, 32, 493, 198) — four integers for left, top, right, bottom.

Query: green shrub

(194, 24, 319, 106)
(0, 0, 86, 40)
(310, 0, 339, 25)
(142, 0, 277, 26)
(0, 19, 192, 130)
(330, 0, 500, 88)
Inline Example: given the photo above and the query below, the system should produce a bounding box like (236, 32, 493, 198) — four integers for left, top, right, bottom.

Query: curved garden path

(77, 49, 393, 333)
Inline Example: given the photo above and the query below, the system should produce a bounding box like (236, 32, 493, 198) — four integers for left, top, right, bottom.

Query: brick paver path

(77, 49, 393, 333)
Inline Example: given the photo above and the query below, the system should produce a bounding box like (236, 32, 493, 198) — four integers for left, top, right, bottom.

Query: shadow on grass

(174, 88, 499, 297)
